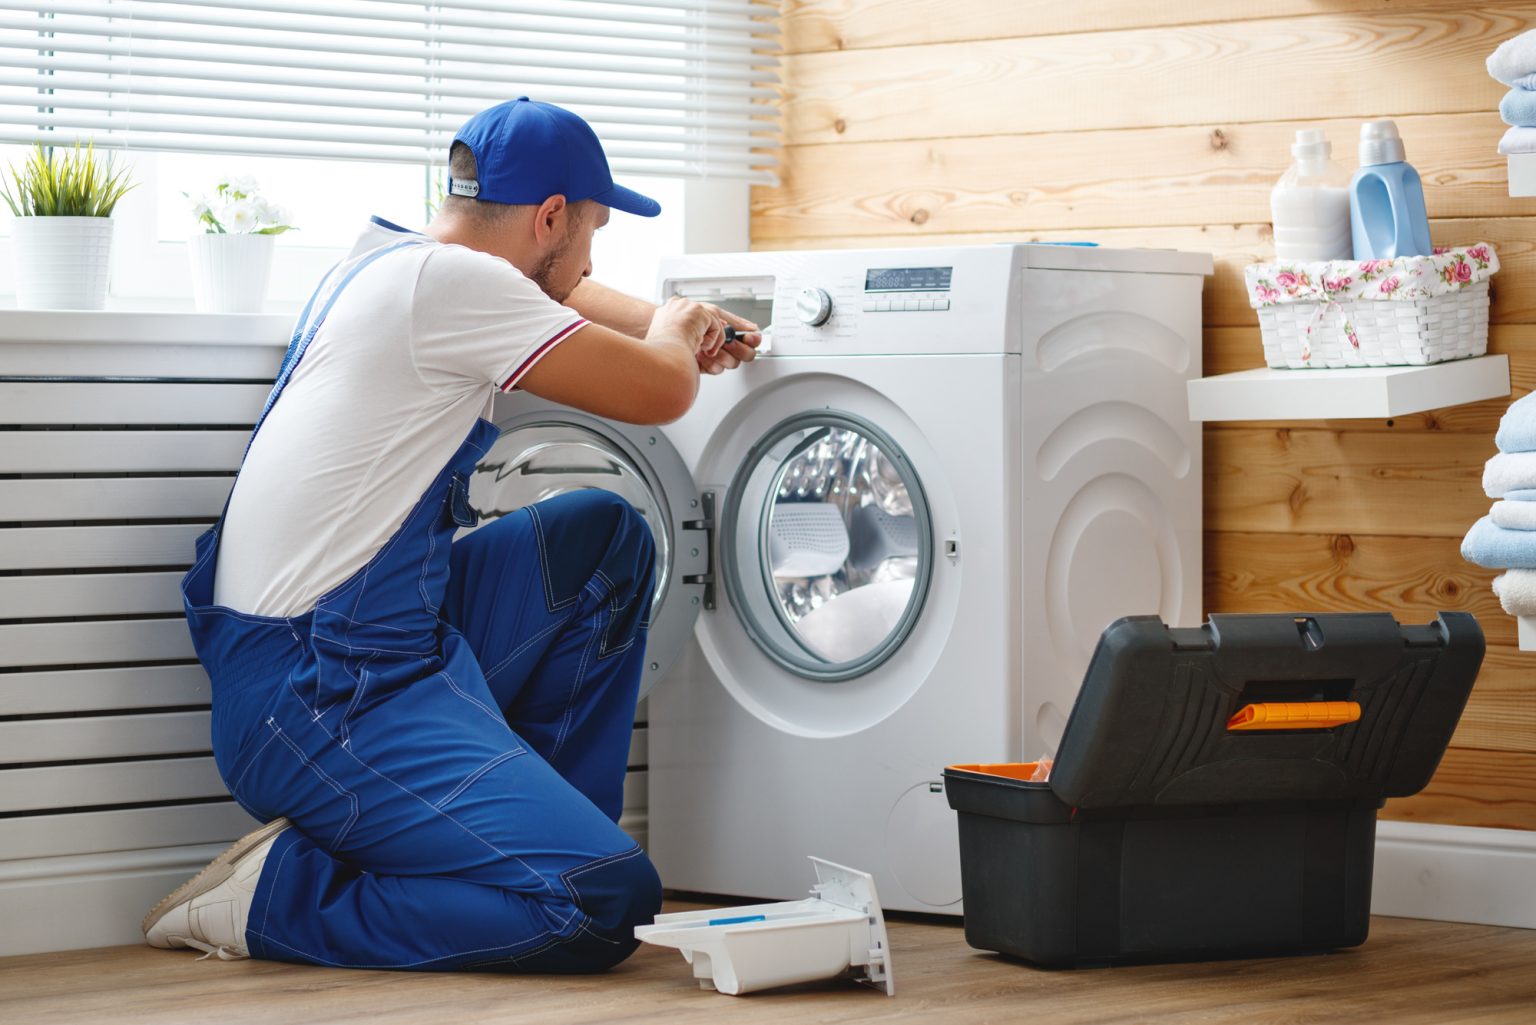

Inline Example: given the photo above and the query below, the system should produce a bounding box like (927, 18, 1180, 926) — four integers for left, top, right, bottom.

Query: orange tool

(1227, 701, 1361, 731)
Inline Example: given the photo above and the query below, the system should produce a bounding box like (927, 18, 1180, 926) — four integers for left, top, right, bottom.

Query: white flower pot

(11, 216, 115, 310)
(188, 232, 275, 314)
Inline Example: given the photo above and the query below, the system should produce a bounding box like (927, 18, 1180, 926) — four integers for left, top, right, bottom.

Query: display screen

(864, 266, 953, 292)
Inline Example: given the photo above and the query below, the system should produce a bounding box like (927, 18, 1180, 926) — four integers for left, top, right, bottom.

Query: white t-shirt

(213, 217, 587, 617)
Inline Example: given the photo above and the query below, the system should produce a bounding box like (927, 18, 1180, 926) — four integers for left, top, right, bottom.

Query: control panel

(861, 264, 952, 313)
(659, 246, 1021, 357)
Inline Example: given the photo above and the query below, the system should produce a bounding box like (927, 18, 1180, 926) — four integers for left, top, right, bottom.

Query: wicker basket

(1246, 244, 1497, 369)
(1257, 282, 1490, 368)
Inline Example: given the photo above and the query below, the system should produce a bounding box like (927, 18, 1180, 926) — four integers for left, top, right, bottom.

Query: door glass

(724, 414, 931, 681)
(466, 423, 672, 612)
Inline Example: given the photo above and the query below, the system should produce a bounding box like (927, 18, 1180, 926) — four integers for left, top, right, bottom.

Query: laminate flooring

(1, 908, 1532, 1025)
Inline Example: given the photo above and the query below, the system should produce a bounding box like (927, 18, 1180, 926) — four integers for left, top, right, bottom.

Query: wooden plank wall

(756, 1, 1536, 830)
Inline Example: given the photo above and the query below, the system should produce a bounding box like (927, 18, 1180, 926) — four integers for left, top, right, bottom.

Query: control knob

(795, 287, 834, 327)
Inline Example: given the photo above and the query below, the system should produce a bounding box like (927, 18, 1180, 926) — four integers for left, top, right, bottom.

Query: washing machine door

(719, 411, 934, 684)
(461, 396, 706, 694)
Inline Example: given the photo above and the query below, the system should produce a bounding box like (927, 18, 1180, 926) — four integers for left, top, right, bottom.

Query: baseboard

(0, 844, 229, 957)
(1373, 820, 1536, 929)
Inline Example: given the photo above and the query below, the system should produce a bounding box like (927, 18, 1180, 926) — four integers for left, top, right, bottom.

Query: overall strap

(247, 237, 427, 451)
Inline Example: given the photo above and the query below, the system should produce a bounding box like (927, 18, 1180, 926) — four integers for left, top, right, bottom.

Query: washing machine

(467, 244, 1212, 914)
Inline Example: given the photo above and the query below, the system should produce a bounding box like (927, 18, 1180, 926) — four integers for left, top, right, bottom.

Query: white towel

(1489, 30, 1536, 86)
(1500, 126, 1536, 154)
(1492, 569, 1536, 615)
(1483, 451, 1536, 498)
(1492, 499, 1536, 530)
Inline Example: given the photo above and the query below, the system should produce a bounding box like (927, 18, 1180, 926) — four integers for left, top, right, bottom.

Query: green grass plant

(0, 141, 136, 218)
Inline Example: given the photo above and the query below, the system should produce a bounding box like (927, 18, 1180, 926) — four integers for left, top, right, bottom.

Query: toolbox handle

(1227, 701, 1361, 732)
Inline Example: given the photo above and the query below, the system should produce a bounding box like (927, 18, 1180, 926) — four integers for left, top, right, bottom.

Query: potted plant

(1, 141, 135, 310)
(186, 177, 294, 313)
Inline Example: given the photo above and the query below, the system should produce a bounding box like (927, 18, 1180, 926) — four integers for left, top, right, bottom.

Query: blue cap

(449, 97, 660, 218)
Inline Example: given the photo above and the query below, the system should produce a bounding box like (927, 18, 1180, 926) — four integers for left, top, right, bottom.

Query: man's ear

(533, 194, 568, 245)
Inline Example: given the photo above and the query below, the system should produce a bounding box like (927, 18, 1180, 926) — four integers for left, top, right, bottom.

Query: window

(149, 154, 424, 249)
(0, 2, 777, 307)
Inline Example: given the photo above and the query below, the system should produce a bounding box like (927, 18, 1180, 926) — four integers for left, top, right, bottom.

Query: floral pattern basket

(1244, 243, 1498, 368)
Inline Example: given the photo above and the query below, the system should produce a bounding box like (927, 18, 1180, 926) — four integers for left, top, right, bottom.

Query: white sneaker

(142, 818, 291, 960)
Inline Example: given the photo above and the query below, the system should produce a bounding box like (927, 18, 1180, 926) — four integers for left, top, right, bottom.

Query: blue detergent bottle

(1349, 120, 1433, 260)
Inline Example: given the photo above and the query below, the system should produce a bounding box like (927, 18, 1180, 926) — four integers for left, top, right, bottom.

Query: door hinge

(682, 489, 716, 611)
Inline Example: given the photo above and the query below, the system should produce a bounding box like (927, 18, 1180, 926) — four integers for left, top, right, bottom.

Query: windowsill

(0, 292, 304, 314)
(0, 305, 293, 347)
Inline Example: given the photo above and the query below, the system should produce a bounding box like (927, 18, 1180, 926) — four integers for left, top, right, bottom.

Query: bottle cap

(1358, 120, 1407, 166)
(1291, 128, 1332, 161)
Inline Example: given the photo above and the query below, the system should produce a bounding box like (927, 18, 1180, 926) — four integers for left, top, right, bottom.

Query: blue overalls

(180, 235, 662, 971)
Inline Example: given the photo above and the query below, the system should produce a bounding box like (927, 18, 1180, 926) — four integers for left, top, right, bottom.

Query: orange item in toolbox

(947, 763, 1041, 781)
(1227, 700, 1361, 731)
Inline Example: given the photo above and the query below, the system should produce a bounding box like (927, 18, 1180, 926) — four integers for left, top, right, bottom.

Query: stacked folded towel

(1490, 30, 1536, 152)
(1463, 391, 1536, 615)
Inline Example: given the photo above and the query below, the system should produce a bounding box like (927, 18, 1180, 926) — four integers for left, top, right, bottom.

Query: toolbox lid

(1047, 612, 1484, 810)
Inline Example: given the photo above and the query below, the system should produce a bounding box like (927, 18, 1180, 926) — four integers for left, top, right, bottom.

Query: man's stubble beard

(528, 227, 576, 303)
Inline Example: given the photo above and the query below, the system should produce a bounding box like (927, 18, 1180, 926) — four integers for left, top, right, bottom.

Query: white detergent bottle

(1270, 128, 1353, 261)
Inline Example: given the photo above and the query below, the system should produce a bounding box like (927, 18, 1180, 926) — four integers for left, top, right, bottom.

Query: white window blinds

(0, 0, 780, 182)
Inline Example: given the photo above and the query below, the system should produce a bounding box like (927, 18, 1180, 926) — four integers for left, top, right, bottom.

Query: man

(140, 98, 760, 972)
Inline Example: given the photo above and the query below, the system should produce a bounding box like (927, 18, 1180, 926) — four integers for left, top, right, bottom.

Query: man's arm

(517, 296, 719, 425)
(566, 279, 657, 338)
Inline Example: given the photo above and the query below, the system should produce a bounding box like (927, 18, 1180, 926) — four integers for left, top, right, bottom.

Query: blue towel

(1462, 515, 1536, 568)
(1496, 391, 1536, 453)
(1501, 87, 1536, 127)
(1507, 489, 1536, 501)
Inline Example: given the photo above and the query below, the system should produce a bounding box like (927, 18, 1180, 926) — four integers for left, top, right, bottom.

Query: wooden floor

(2, 908, 1534, 1025)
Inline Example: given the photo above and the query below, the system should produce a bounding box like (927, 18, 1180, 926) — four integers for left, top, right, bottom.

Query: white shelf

(1520, 617, 1536, 652)
(1186, 355, 1510, 422)
(1509, 153, 1536, 197)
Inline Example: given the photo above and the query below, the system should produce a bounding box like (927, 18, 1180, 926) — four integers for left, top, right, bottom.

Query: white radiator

(0, 312, 647, 956)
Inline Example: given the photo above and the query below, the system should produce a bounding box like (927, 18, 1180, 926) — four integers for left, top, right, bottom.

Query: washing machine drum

(722, 413, 934, 683)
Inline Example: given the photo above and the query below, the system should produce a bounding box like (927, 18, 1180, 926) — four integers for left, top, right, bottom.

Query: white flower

(224, 199, 259, 233)
(191, 177, 289, 231)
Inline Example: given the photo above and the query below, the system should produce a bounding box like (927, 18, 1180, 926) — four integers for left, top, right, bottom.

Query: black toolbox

(944, 612, 1483, 967)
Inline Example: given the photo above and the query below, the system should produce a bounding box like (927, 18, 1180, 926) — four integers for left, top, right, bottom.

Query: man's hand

(695, 302, 761, 376)
(646, 296, 721, 358)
